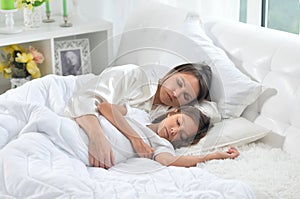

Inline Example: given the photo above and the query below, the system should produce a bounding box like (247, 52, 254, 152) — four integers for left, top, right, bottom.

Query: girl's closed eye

(180, 131, 189, 142)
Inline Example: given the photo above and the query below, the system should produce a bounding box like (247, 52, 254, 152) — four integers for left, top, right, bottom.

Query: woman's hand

(75, 114, 115, 169)
(130, 137, 154, 159)
(97, 102, 154, 159)
(88, 132, 115, 169)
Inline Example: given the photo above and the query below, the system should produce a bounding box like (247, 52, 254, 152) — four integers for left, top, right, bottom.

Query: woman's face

(159, 73, 199, 106)
(157, 112, 198, 147)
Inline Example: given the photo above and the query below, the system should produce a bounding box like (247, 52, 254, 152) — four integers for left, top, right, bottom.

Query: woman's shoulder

(104, 64, 141, 72)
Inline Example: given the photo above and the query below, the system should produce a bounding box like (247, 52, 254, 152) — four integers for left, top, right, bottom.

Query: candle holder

(42, 12, 55, 23)
(60, 15, 72, 27)
(0, 9, 23, 34)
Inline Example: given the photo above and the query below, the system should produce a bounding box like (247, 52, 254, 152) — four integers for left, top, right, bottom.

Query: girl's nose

(170, 127, 178, 136)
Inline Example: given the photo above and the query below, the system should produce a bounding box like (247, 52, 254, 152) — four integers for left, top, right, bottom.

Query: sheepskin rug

(176, 142, 300, 199)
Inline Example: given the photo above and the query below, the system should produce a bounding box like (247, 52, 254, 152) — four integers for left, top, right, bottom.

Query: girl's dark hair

(160, 63, 212, 103)
(153, 106, 211, 149)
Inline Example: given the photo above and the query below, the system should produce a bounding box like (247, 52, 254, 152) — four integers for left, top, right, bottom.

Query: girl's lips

(165, 128, 169, 138)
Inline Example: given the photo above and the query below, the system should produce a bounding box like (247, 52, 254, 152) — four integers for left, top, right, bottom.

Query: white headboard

(204, 21, 300, 158)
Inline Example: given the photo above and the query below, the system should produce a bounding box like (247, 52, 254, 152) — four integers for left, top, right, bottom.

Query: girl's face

(159, 73, 199, 106)
(157, 112, 198, 147)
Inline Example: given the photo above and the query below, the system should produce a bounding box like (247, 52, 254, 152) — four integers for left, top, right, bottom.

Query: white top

(78, 104, 175, 164)
(64, 64, 159, 118)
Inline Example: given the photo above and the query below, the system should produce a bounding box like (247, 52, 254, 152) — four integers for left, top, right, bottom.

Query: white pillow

(139, 13, 263, 118)
(177, 14, 263, 118)
(176, 117, 271, 153)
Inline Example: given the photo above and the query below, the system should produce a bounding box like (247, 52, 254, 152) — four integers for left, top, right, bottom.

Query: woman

(95, 102, 239, 167)
(65, 63, 212, 168)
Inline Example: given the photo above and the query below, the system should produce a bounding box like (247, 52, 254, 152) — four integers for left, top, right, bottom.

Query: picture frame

(54, 38, 91, 76)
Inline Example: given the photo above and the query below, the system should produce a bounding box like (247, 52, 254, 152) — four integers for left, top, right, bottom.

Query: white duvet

(0, 74, 255, 198)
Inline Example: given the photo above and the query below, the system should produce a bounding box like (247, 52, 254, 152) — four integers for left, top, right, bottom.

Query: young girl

(0, 99, 238, 168)
(94, 102, 239, 167)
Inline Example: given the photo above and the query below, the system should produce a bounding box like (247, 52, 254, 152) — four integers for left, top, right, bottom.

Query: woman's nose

(172, 90, 177, 98)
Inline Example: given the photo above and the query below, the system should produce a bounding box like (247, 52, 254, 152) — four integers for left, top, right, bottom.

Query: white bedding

(0, 74, 255, 198)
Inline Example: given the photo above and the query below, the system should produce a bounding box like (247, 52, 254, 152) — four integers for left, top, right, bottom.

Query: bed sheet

(0, 74, 255, 198)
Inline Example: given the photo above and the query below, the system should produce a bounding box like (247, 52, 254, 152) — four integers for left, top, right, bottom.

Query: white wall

(0, 0, 240, 35)
(86, 0, 240, 35)
(247, 0, 262, 25)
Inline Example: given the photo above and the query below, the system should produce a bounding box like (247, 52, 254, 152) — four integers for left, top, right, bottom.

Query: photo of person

(60, 49, 83, 76)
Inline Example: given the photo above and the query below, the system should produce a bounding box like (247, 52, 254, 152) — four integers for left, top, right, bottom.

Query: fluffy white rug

(176, 142, 300, 199)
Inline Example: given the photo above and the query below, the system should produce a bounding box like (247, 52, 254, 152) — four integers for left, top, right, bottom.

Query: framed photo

(54, 38, 91, 76)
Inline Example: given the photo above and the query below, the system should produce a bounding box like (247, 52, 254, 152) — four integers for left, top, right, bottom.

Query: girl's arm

(97, 102, 154, 159)
(75, 115, 115, 169)
(155, 147, 239, 167)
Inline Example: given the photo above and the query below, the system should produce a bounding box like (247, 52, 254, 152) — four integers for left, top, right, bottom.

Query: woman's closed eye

(177, 77, 192, 102)
(184, 92, 191, 102)
(177, 78, 183, 88)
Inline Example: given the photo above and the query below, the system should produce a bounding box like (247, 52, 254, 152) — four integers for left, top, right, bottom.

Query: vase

(10, 77, 31, 89)
(23, 6, 42, 28)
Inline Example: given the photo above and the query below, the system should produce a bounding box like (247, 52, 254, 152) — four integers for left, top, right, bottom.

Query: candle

(1, 0, 14, 10)
(62, 0, 67, 16)
(45, 1, 50, 13)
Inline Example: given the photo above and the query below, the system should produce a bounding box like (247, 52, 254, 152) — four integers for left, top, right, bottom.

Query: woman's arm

(155, 147, 239, 167)
(97, 102, 154, 159)
(75, 115, 115, 169)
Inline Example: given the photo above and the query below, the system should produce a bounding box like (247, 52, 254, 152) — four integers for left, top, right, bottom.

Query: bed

(1, 2, 300, 199)
(108, 2, 300, 198)
(0, 74, 254, 198)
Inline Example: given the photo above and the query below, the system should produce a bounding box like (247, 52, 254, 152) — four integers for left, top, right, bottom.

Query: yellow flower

(31, 70, 41, 79)
(0, 62, 5, 73)
(15, 52, 33, 63)
(26, 60, 41, 79)
(3, 67, 12, 79)
(16, 0, 23, 9)
(2, 44, 24, 55)
(27, 4, 33, 10)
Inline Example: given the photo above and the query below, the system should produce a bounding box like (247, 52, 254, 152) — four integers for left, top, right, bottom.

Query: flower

(16, 0, 49, 10)
(0, 44, 44, 79)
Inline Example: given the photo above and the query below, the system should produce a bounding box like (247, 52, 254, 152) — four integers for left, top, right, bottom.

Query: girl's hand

(226, 146, 240, 157)
(130, 137, 154, 159)
(212, 146, 240, 160)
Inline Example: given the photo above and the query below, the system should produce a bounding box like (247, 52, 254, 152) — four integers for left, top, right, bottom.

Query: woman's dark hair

(152, 106, 211, 149)
(160, 63, 212, 103)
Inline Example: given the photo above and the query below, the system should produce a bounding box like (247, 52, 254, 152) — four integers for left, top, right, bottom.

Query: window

(266, 0, 300, 34)
(240, 0, 300, 34)
(239, 0, 247, 23)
